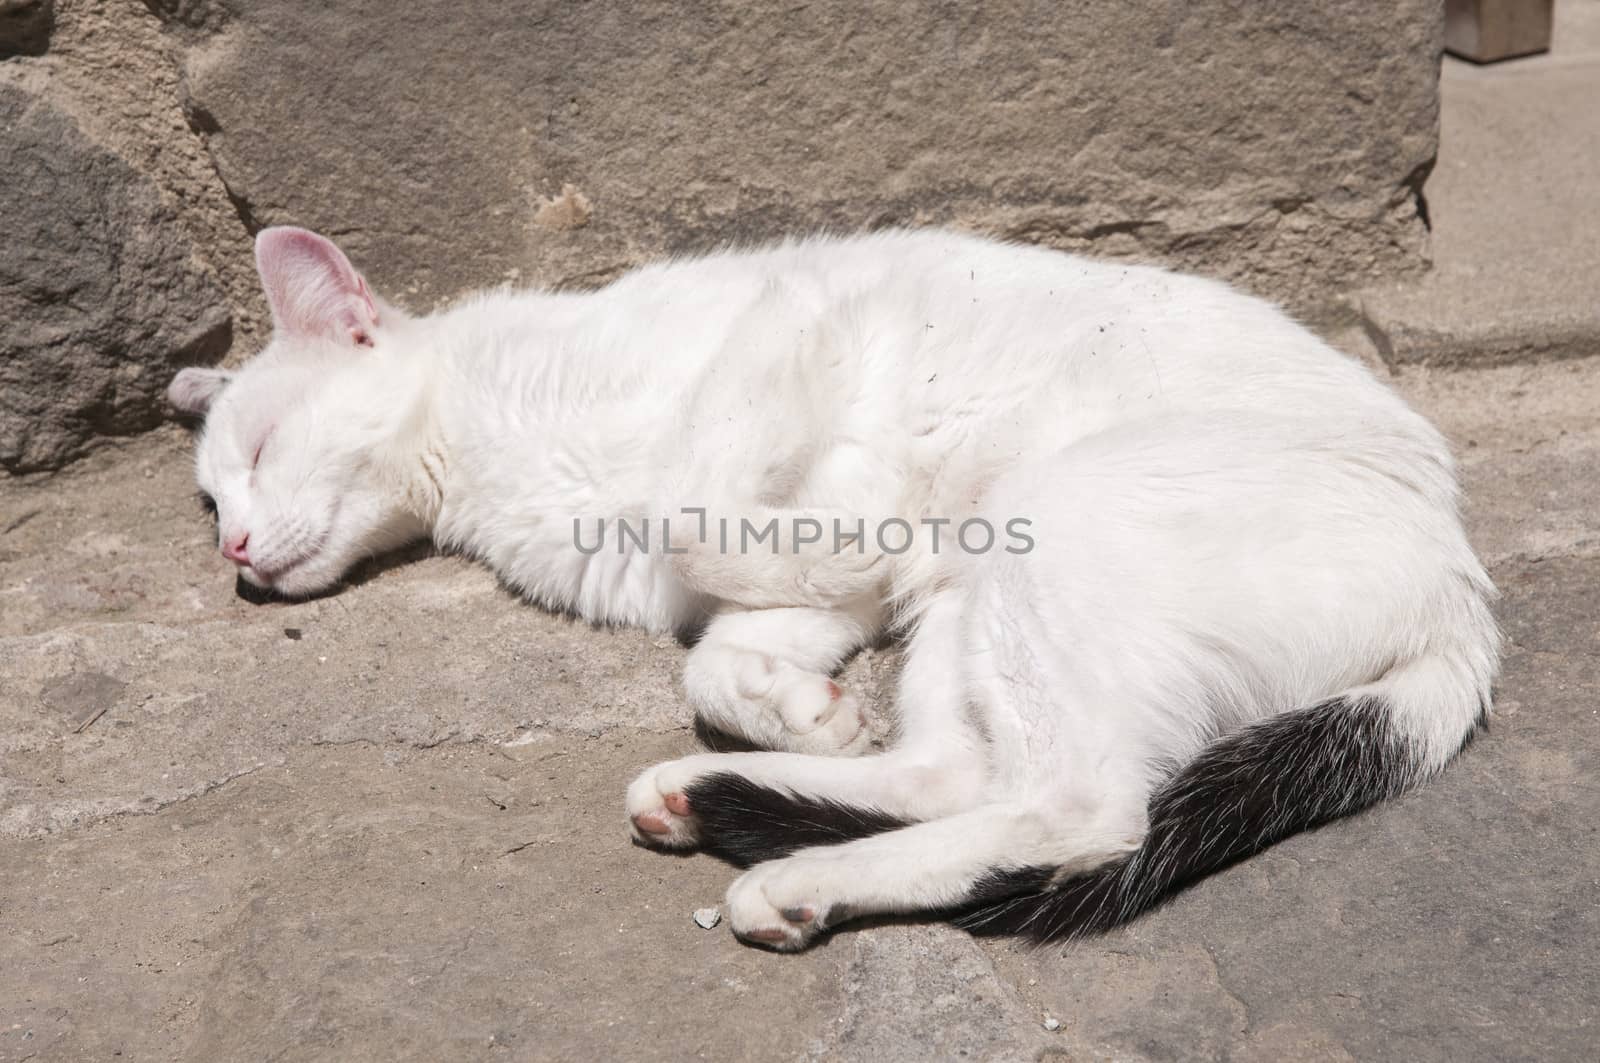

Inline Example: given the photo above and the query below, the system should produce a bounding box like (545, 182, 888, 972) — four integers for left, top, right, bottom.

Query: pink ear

(254, 227, 380, 346)
(167, 366, 233, 416)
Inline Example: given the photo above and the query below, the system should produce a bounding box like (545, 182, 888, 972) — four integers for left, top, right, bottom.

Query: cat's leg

(681, 596, 883, 758)
(663, 282, 892, 612)
(721, 793, 1147, 951)
(649, 573, 1154, 950)
(668, 506, 887, 610)
(625, 743, 987, 852)
(635, 589, 986, 846)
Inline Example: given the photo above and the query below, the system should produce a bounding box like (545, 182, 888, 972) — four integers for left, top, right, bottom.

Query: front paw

(791, 545, 885, 606)
(625, 760, 703, 850)
(769, 671, 872, 756)
(725, 857, 835, 952)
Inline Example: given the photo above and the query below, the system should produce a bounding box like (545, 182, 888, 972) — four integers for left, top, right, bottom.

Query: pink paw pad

(632, 812, 672, 836)
(663, 792, 692, 816)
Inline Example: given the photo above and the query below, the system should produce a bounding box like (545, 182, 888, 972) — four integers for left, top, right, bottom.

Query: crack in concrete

(1489, 543, 1600, 567)
(1199, 943, 1257, 1041)
(2, 761, 275, 840)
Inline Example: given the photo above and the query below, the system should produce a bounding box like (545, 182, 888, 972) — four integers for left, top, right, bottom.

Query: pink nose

(222, 533, 250, 567)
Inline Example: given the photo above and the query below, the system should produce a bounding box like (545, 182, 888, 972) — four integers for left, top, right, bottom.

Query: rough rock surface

(34, 0, 269, 348)
(2, 354, 1598, 1060)
(157, 0, 1442, 312)
(0, 80, 231, 474)
(0, 0, 273, 476)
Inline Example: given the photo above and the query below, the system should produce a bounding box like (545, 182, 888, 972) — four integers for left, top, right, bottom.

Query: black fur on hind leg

(682, 772, 910, 868)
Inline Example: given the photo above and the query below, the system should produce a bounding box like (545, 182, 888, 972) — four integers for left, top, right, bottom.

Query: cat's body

(170, 227, 1498, 949)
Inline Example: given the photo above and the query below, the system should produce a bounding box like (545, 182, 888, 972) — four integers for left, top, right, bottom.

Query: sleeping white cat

(169, 227, 1497, 949)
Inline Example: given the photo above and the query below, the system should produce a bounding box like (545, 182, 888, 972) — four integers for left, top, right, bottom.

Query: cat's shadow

(233, 535, 715, 648)
(232, 539, 439, 605)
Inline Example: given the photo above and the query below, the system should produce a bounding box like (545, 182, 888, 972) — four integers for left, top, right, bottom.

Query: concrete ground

(6, 24, 1600, 1063)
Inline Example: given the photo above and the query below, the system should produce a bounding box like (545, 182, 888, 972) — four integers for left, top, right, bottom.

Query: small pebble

(1042, 1017, 1061, 1032)
(693, 907, 722, 930)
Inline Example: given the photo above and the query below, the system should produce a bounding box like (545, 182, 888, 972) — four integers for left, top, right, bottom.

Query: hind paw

(626, 761, 703, 849)
(726, 857, 838, 951)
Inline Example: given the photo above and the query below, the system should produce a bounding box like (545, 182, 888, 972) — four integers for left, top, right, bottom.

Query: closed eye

(251, 427, 276, 469)
(197, 490, 218, 520)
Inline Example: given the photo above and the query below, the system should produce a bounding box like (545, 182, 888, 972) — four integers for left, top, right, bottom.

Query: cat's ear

(168, 366, 233, 417)
(255, 227, 381, 347)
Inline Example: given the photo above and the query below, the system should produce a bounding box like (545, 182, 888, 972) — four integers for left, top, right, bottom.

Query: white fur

(172, 227, 1499, 950)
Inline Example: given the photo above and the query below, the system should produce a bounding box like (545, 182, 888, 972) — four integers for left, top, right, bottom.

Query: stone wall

(1, 1, 257, 473)
(2, 0, 1444, 474)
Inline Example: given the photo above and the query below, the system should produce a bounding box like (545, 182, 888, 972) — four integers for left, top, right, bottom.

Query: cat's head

(169, 227, 428, 598)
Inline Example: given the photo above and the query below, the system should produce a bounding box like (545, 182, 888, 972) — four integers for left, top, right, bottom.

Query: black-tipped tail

(682, 772, 910, 868)
(957, 695, 1436, 941)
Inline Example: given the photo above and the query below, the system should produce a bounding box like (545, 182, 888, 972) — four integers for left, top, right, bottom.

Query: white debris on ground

(1042, 1017, 1061, 1032)
(693, 908, 722, 930)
